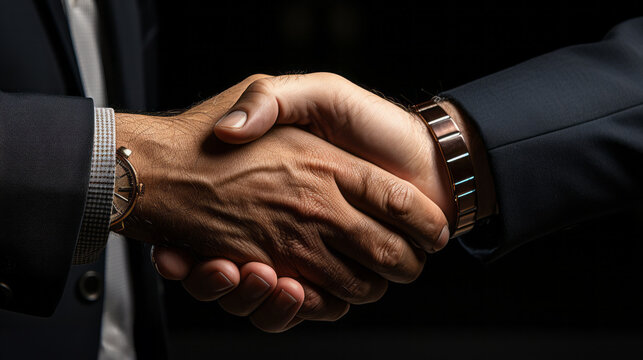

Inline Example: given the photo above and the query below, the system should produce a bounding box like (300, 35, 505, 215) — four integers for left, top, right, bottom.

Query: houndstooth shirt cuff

(73, 107, 116, 265)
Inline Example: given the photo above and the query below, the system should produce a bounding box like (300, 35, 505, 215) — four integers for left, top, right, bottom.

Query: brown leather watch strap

(413, 99, 477, 238)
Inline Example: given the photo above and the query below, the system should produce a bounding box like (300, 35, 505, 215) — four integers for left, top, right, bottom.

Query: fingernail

(245, 273, 272, 300)
(216, 110, 247, 129)
(275, 289, 298, 311)
(435, 225, 450, 252)
(213, 272, 235, 293)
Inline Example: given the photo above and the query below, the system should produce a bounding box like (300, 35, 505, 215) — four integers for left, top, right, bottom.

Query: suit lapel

(37, 0, 85, 96)
(39, 0, 148, 109)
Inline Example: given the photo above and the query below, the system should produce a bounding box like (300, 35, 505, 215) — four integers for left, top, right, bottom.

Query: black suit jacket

(443, 17, 643, 260)
(0, 1, 165, 359)
(0, 0, 641, 358)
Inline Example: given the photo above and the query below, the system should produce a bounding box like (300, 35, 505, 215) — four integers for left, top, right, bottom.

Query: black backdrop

(154, 1, 643, 359)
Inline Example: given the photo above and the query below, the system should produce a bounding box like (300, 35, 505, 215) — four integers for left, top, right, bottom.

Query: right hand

(116, 76, 448, 330)
(151, 247, 307, 332)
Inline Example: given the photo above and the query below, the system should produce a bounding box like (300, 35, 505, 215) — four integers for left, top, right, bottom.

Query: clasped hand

(117, 73, 452, 332)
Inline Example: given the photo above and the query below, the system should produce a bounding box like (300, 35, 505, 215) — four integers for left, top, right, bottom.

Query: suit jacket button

(0, 282, 12, 307)
(77, 271, 103, 302)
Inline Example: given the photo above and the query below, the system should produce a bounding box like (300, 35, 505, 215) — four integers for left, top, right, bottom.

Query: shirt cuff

(73, 107, 116, 265)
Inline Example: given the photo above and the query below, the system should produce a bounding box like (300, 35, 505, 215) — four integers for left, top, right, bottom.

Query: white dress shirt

(62, 0, 137, 359)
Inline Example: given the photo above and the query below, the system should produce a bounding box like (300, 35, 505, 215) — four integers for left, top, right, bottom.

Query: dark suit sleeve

(441, 17, 643, 261)
(0, 91, 94, 316)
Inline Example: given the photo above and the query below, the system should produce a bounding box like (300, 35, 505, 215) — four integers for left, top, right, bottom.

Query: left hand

(151, 245, 309, 332)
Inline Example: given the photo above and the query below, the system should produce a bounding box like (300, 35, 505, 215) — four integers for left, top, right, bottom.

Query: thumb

(213, 76, 281, 144)
(214, 73, 356, 144)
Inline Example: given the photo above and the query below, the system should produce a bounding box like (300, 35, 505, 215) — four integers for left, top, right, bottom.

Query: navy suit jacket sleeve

(0, 91, 94, 316)
(442, 17, 643, 261)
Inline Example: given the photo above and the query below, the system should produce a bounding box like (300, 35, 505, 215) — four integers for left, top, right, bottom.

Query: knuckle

(340, 274, 388, 304)
(297, 288, 351, 321)
(343, 277, 388, 304)
(373, 233, 406, 274)
(297, 288, 325, 318)
(237, 74, 273, 92)
(247, 77, 275, 95)
(400, 252, 426, 284)
(341, 278, 370, 303)
(245, 73, 271, 82)
(298, 187, 332, 221)
(384, 181, 414, 220)
(314, 72, 346, 83)
(279, 233, 314, 263)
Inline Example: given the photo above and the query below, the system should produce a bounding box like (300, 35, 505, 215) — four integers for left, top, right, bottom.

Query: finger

(319, 172, 430, 283)
(213, 75, 279, 144)
(287, 234, 389, 305)
(336, 156, 450, 254)
(325, 203, 428, 284)
(218, 262, 278, 316)
(295, 279, 351, 321)
(250, 278, 305, 333)
(181, 259, 241, 301)
(151, 245, 195, 280)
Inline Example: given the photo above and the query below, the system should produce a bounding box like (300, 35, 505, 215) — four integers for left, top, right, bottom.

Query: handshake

(115, 73, 494, 332)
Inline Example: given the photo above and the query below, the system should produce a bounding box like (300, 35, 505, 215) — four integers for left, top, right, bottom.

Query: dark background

(154, 1, 643, 359)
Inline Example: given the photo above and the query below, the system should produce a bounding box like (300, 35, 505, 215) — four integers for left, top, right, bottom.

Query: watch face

(111, 155, 137, 225)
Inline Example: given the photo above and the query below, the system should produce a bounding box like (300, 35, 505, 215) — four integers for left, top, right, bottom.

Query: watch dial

(111, 156, 136, 224)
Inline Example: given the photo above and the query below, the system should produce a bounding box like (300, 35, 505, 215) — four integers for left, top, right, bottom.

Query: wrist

(113, 112, 160, 240)
(113, 112, 214, 242)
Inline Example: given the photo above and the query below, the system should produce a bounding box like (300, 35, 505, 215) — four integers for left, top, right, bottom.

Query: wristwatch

(110, 146, 144, 232)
